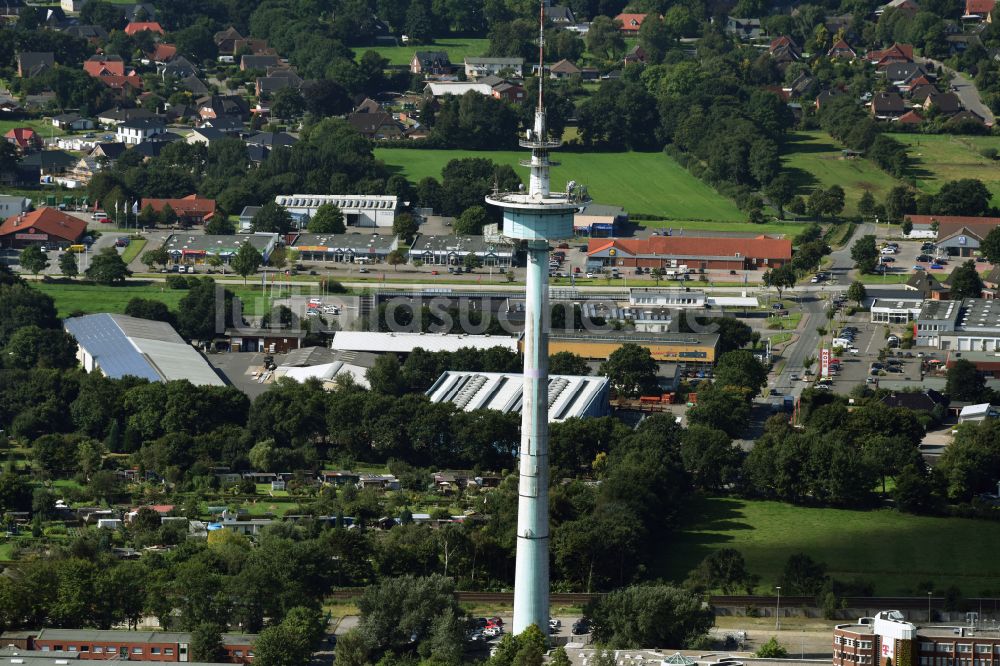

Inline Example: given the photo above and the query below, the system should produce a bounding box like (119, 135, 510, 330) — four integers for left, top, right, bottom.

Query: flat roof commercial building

(64, 314, 225, 385)
(917, 299, 1000, 351)
(871, 298, 924, 324)
(426, 371, 610, 422)
(274, 194, 398, 228)
(331, 331, 518, 355)
(290, 232, 398, 263)
(162, 232, 279, 265)
(1, 630, 255, 663)
(409, 235, 515, 267)
(574, 203, 626, 237)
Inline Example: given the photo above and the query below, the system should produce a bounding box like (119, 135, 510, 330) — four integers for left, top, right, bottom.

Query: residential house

(255, 71, 303, 98)
(346, 112, 405, 140)
(55, 156, 101, 189)
(124, 21, 164, 36)
(925, 91, 962, 114)
(492, 81, 526, 103)
(983, 266, 1000, 299)
(624, 44, 647, 65)
(246, 131, 297, 150)
(232, 38, 275, 56)
(60, 0, 86, 11)
(549, 59, 582, 79)
(949, 109, 987, 126)
(725, 16, 765, 40)
(241, 54, 280, 71)
(198, 115, 246, 134)
(905, 270, 950, 299)
(65, 25, 110, 42)
(910, 83, 938, 104)
(897, 109, 924, 124)
(883, 62, 927, 86)
(198, 94, 251, 120)
(20, 150, 77, 186)
(827, 38, 856, 59)
(238, 206, 260, 229)
(4, 127, 41, 152)
(464, 56, 524, 78)
(964, 0, 996, 20)
(122, 3, 157, 22)
(614, 13, 647, 35)
(52, 114, 94, 131)
(90, 142, 127, 164)
(866, 42, 915, 68)
(879, 389, 948, 413)
(179, 75, 209, 96)
(214, 26, 244, 55)
(545, 5, 576, 24)
(97, 108, 158, 126)
(116, 117, 166, 145)
(141, 194, 216, 225)
(871, 91, 906, 119)
(815, 88, 844, 109)
(149, 42, 177, 63)
(185, 127, 227, 145)
(16, 52, 55, 78)
(410, 51, 452, 75)
(879, 0, 920, 16)
(354, 97, 381, 114)
(788, 72, 816, 98)
(768, 35, 801, 65)
(83, 54, 125, 77)
(160, 56, 197, 79)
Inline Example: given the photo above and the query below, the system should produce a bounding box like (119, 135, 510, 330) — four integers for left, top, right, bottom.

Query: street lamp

(928, 591, 933, 623)
(775, 586, 782, 631)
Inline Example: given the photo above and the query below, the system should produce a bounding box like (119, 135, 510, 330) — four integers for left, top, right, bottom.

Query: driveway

(919, 57, 995, 125)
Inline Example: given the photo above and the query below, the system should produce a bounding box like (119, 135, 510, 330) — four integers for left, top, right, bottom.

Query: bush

(981, 147, 998, 161)
(165, 275, 189, 289)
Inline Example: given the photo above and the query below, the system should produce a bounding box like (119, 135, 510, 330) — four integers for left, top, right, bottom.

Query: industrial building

(834, 610, 1000, 666)
(162, 232, 279, 265)
(426, 371, 610, 422)
(331, 331, 518, 355)
(586, 235, 792, 272)
(64, 314, 225, 386)
(546, 331, 719, 363)
(273, 194, 398, 228)
(0, 208, 86, 249)
(573, 203, 627, 237)
(408, 234, 516, 267)
(271, 347, 377, 389)
(290, 232, 398, 263)
(915, 299, 1000, 351)
(0, 629, 255, 663)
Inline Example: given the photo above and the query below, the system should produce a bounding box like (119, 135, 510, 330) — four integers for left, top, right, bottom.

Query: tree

(981, 227, 1000, 265)
(85, 247, 132, 285)
(857, 190, 877, 220)
(549, 351, 590, 376)
(356, 575, 465, 657)
(780, 553, 828, 596)
(231, 242, 263, 285)
(932, 179, 991, 217)
(686, 548, 758, 594)
(586, 16, 625, 60)
(756, 637, 789, 658)
(269, 247, 288, 271)
(687, 384, 752, 438)
(387, 249, 406, 270)
(141, 246, 170, 271)
(252, 202, 294, 235)
(453, 205, 488, 235)
(392, 213, 419, 243)
(160, 203, 178, 228)
(0, 282, 59, 346)
(713, 350, 768, 397)
(405, 0, 435, 43)
(847, 281, 867, 307)
(59, 251, 78, 279)
(309, 204, 346, 234)
(946, 359, 987, 402)
(205, 216, 236, 235)
(366, 354, 406, 396)
(254, 607, 324, 666)
(139, 204, 159, 228)
(3, 325, 78, 369)
(190, 623, 225, 663)
(850, 235, 879, 274)
(125, 298, 174, 325)
(884, 186, 916, 223)
(19, 246, 49, 277)
(598, 343, 659, 398)
(586, 585, 714, 649)
(270, 87, 305, 121)
(901, 218, 913, 236)
(949, 260, 984, 299)
(462, 253, 481, 271)
(764, 174, 795, 219)
(762, 264, 795, 299)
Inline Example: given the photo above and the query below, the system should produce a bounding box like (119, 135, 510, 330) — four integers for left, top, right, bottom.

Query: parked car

(572, 619, 590, 635)
(930, 263, 943, 270)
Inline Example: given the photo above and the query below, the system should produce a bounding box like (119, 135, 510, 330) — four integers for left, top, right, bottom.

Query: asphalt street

(919, 57, 996, 125)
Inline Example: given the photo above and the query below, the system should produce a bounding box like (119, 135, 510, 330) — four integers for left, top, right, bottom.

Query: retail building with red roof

(141, 194, 216, 225)
(586, 234, 792, 272)
(0, 207, 87, 249)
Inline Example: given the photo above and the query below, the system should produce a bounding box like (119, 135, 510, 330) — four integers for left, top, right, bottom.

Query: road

(919, 57, 996, 125)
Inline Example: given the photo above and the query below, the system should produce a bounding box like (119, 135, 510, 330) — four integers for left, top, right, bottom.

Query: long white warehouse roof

(426, 371, 610, 422)
(330, 331, 518, 354)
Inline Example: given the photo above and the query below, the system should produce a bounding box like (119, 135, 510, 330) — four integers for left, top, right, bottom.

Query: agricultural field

(782, 131, 902, 215)
(891, 133, 1000, 203)
(661, 496, 1000, 595)
(375, 148, 746, 221)
(351, 38, 490, 66)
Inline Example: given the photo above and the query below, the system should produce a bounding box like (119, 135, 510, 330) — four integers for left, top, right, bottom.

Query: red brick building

(586, 235, 792, 272)
(2, 629, 256, 663)
(141, 194, 217, 225)
(0, 208, 87, 249)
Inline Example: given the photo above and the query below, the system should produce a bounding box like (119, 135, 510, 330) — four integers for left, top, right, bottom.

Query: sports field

(890, 133, 1000, 202)
(782, 131, 902, 215)
(661, 497, 1000, 595)
(352, 38, 490, 66)
(375, 148, 746, 221)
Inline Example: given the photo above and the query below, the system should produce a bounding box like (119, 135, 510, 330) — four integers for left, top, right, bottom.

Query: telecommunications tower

(484, 0, 589, 636)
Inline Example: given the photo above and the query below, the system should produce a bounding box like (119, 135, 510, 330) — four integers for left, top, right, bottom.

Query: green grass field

(891, 133, 1000, 203)
(0, 119, 64, 137)
(662, 497, 1000, 595)
(33, 281, 281, 317)
(375, 148, 746, 221)
(641, 218, 809, 237)
(782, 131, 902, 215)
(351, 38, 491, 66)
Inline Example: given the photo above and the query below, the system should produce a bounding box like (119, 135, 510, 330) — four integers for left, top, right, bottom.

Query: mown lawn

(351, 37, 490, 66)
(0, 118, 65, 137)
(660, 496, 1000, 595)
(782, 131, 902, 215)
(33, 281, 280, 317)
(640, 218, 810, 237)
(375, 148, 746, 221)
(890, 133, 1000, 203)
